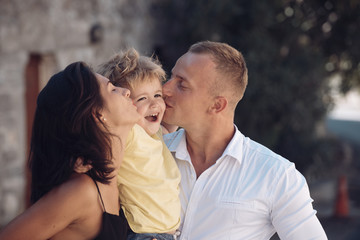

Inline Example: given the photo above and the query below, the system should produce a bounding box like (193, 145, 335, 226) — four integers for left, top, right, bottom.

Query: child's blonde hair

(97, 48, 166, 92)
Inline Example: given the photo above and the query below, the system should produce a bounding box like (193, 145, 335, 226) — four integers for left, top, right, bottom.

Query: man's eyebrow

(171, 72, 185, 80)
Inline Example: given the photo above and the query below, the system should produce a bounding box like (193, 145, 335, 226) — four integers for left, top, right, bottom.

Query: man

(162, 41, 327, 240)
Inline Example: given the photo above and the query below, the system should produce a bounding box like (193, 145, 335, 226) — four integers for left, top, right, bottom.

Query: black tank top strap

(92, 178, 106, 212)
(91, 177, 129, 240)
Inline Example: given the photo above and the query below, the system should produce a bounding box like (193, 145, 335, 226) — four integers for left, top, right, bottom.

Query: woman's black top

(92, 179, 129, 240)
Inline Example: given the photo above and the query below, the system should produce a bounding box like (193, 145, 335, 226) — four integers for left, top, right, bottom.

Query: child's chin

(145, 125, 160, 136)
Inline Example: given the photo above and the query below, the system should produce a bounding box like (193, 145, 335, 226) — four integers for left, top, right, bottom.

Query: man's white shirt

(164, 126, 327, 240)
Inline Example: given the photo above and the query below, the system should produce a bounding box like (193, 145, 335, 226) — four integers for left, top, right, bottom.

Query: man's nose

(162, 79, 173, 97)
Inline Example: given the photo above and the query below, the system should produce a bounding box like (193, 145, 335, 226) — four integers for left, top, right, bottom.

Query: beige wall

(0, 0, 160, 227)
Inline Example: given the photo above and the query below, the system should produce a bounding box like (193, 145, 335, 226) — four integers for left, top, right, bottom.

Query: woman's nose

(121, 88, 131, 97)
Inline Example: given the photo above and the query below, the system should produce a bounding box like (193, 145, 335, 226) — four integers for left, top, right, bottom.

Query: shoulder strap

(92, 178, 106, 212)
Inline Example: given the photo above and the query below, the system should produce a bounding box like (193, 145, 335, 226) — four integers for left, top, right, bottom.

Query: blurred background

(0, 0, 359, 239)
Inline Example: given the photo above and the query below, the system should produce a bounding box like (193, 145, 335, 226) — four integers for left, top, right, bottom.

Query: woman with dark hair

(0, 62, 140, 240)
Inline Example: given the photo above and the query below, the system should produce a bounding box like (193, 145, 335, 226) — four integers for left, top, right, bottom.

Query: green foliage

(299, 0, 360, 92)
(153, 0, 359, 173)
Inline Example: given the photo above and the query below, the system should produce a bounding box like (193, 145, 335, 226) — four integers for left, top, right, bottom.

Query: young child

(97, 48, 181, 240)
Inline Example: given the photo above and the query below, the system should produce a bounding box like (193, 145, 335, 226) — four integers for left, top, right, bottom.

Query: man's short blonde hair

(189, 41, 248, 109)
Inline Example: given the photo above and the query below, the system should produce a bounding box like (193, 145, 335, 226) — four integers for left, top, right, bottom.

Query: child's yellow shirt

(117, 124, 181, 233)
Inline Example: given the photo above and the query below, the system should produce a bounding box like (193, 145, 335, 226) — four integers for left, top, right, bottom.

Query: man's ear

(209, 96, 228, 114)
(74, 157, 92, 173)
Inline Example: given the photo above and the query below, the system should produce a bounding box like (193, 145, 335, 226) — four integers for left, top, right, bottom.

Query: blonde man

(162, 41, 327, 240)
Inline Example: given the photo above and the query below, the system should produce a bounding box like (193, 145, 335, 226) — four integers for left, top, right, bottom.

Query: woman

(0, 62, 140, 240)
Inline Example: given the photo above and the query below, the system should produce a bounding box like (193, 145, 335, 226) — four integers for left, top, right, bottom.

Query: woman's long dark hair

(29, 62, 114, 203)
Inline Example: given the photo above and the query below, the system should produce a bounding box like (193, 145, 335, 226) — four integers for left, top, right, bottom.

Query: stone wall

(0, 0, 159, 227)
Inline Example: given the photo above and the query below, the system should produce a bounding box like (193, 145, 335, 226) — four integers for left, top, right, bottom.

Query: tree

(153, 0, 360, 174)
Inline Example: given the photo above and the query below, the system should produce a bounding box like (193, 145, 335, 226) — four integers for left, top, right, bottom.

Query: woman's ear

(209, 96, 228, 114)
(93, 111, 106, 124)
(74, 157, 92, 173)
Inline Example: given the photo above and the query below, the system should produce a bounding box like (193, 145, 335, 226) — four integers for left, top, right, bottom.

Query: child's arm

(161, 121, 179, 134)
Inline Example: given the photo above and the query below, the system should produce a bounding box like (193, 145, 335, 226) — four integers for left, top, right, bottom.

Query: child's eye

(137, 97, 146, 102)
(155, 93, 162, 98)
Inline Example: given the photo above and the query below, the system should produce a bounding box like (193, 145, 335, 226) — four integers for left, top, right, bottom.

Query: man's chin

(162, 115, 174, 125)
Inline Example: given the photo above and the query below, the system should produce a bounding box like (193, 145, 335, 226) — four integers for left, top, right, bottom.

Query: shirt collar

(220, 125, 244, 164)
(164, 128, 190, 162)
(165, 125, 244, 164)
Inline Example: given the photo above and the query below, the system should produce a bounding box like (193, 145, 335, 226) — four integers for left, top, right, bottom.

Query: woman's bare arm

(0, 174, 97, 240)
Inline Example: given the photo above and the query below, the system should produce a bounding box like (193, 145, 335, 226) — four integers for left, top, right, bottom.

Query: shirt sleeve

(271, 164, 328, 240)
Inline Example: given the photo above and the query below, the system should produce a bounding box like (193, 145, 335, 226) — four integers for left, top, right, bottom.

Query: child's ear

(208, 96, 228, 114)
(74, 157, 92, 173)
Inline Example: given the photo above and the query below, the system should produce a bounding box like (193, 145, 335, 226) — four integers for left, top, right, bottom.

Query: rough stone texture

(0, 0, 159, 228)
